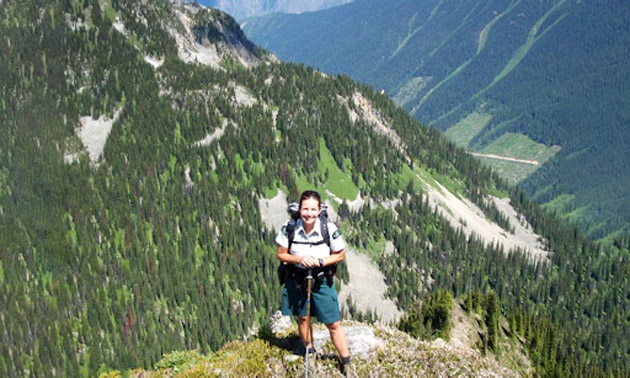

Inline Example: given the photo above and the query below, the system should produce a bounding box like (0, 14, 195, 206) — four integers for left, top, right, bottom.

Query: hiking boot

(340, 356, 352, 377)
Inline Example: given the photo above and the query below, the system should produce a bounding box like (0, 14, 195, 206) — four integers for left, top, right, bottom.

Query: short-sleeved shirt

(275, 217, 346, 269)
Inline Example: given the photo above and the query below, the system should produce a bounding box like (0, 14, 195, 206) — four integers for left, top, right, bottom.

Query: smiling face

(299, 197, 321, 230)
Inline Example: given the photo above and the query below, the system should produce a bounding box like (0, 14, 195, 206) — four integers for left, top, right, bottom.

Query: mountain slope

(242, 0, 630, 239)
(198, 0, 354, 21)
(2, 0, 630, 377)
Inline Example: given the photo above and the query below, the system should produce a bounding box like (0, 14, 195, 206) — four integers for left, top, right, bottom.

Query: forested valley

(243, 0, 630, 240)
(1, 0, 629, 376)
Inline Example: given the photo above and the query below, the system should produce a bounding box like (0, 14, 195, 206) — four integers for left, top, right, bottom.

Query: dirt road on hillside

(470, 152, 540, 166)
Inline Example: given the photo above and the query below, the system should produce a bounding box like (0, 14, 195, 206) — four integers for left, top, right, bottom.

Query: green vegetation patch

(445, 112, 492, 148)
(155, 349, 206, 372)
(262, 185, 279, 198)
(396, 163, 425, 192)
(598, 229, 629, 246)
(476, 158, 538, 185)
(318, 138, 359, 200)
(101, 0, 117, 23)
(295, 174, 322, 197)
(432, 170, 466, 199)
(367, 235, 387, 262)
(396, 162, 466, 200)
(480, 133, 560, 163)
(563, 205, 590, 223)
(542, 193, 576, 214)
(474, 133, 561, 184)
(393, 76, 431, 107)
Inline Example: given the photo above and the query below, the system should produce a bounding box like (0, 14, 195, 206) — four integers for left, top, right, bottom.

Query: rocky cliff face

(167, 2, 263, 67)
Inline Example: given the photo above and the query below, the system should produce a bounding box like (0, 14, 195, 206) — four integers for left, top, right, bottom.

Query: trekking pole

(304, 269, 313, 378)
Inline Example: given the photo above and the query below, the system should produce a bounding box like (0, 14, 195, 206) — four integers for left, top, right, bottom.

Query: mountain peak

(121, 314, 524, 377)
(167, 3, 263, 67)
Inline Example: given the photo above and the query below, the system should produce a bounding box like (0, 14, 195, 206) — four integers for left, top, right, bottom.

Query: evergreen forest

(243, 0, 630, 240)
(1, 0, 630, 376)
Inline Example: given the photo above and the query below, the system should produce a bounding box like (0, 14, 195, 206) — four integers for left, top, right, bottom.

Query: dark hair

(299, 190, 321, 209)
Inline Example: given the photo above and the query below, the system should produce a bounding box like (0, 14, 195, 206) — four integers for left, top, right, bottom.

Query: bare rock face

(314, 325, 382, 358)
(270, 310, 293, 336)
(168, 3, 263, 68)
(270, 311, 382, 359)
(258, 190, 289, 232)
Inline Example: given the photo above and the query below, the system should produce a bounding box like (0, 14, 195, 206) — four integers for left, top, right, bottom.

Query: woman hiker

(276, 190, 352, 375)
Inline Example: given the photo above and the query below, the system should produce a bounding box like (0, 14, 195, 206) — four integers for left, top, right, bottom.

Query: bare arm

(323, 249, 345, 267)
(276, 245, 299, 264)
(276, 245, 343, 268)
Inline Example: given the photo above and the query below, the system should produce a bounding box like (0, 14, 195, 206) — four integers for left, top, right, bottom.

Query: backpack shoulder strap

(286, 219, 297, 251)
(286, 202, 300, 251)
(319, 211, 331, 248)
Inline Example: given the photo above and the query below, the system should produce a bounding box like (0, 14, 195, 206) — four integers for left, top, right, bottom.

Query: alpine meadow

(1, 0, 630, 377)
(243, 0, 630, 240)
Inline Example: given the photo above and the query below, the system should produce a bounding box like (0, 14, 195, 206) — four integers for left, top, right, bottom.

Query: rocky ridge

(105, 307, 525, 377)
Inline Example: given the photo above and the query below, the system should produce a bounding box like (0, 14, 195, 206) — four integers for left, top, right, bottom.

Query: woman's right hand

(298, 255, 318, 268)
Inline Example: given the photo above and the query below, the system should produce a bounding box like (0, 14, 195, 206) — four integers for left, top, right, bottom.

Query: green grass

(396, 162, 467, 200)
(477, 0, 520, 54)
(444, 112, 492, 148)
(262, 185, 278, 198)
(480, 133, 560, 162)
(396, 163, 425, 191)
(476, 157, 538, 185)
(234, 153, 245, 171)
(487, 184, 509, 199)
(474, 133, 561, 184)
(432, 170, 466, 198)
(318, 138, 359, 200)
(365, 234, 387, 262)
(100, 0, 117, 23)
(295, 174, 323, 196)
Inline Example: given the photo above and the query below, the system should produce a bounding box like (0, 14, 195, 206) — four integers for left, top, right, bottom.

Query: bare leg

(326, 321, 350, 358)
(297, 316, 313, 349)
